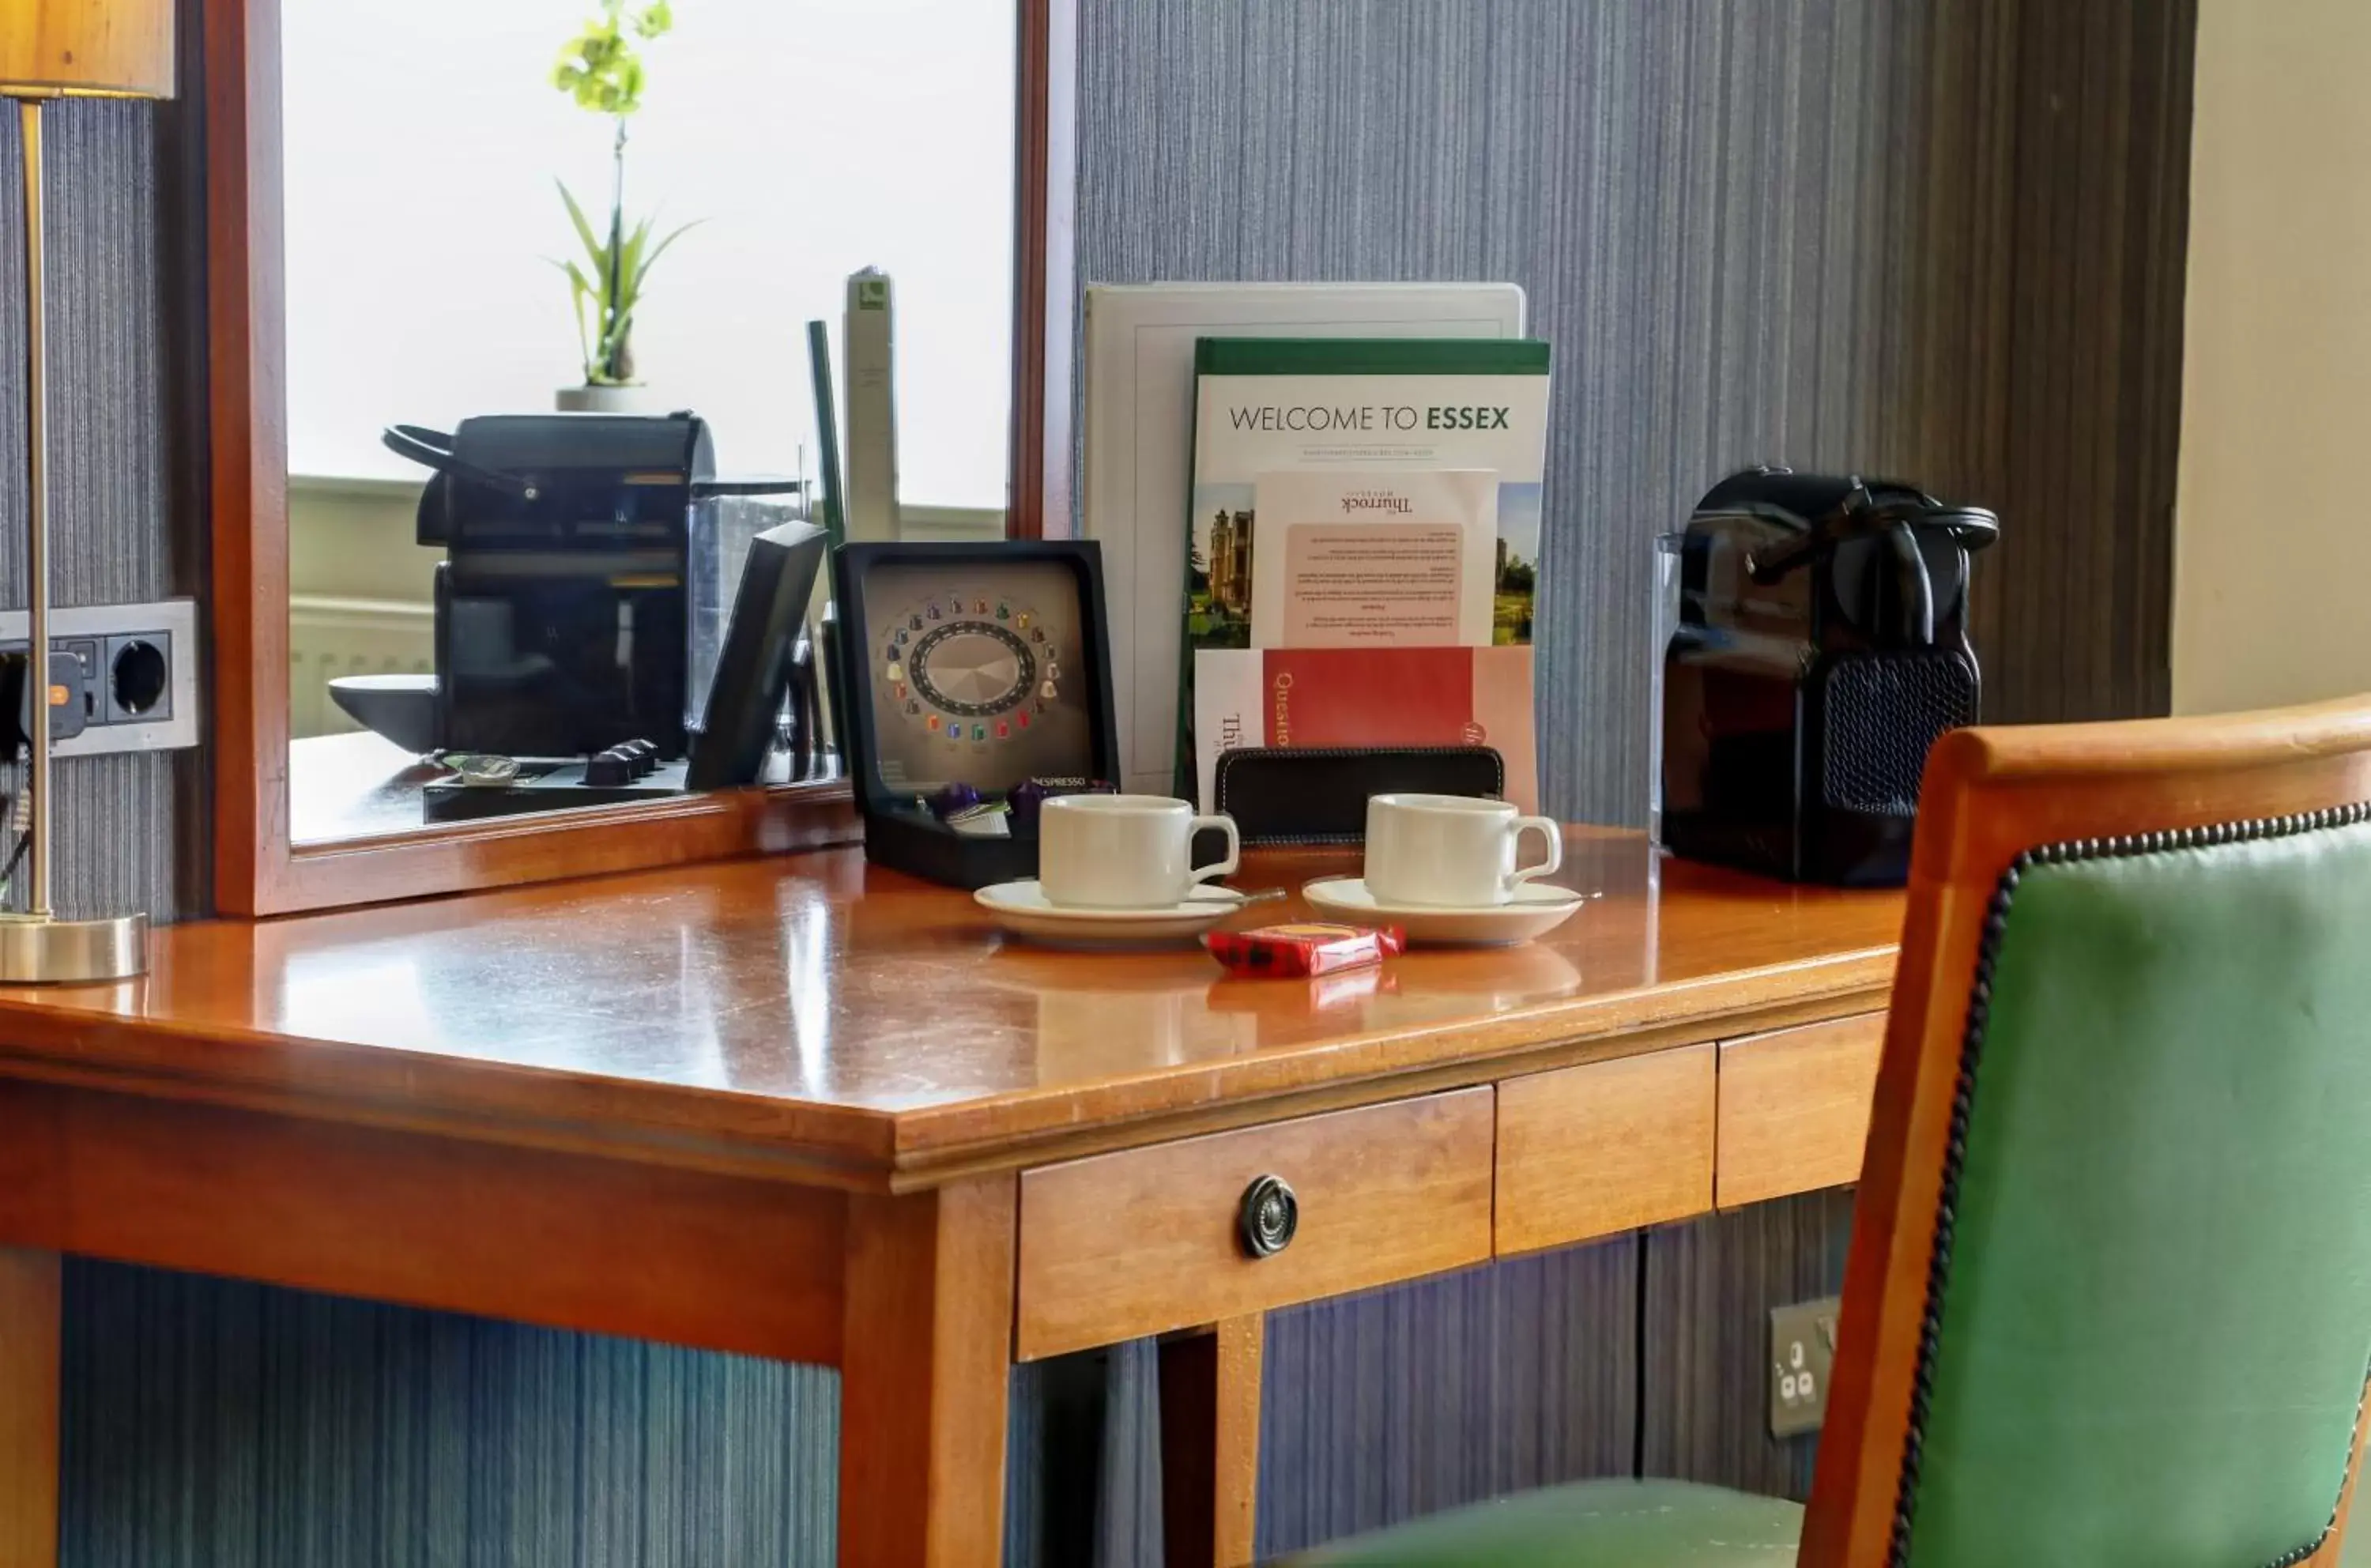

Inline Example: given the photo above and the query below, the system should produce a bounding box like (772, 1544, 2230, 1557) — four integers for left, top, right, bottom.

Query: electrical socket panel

(1770, 1295, 1841, 1438)
(0, 599, 198, 757)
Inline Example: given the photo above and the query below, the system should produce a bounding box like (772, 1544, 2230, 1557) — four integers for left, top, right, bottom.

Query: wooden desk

(0, 830, 1901, 1566)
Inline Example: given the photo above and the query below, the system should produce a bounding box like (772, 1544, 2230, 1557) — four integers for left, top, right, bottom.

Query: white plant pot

(555, 383, 657, 414)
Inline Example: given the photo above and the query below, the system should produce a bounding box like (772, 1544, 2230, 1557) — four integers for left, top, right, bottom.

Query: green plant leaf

(604, 216, 651, 327)
(618, 213, 654, 284)
(631, 219, 700, 290)
(556, 180, 609, 273)
(552, 258, 599, 379)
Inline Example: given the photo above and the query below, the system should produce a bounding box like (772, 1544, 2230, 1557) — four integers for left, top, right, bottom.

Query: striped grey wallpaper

(1255, 1240, 1638, 1559)
(60, 1265, 840, 1568)
(1076, 0, 2194, 821)
(17, 0, 2195, 1562)
(1642, 1189, 1860, 1502)
(0, 98, 190, 925)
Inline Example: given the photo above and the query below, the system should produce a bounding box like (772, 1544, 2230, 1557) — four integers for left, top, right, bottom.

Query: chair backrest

(1804, 697, 2371, 1568)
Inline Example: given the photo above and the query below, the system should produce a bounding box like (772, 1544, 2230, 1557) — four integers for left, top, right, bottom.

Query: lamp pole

(17, 95, 50, 922)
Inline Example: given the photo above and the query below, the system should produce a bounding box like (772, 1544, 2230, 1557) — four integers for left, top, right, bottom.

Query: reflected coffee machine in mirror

(326, 413, 830, 825)
(350, 412, 793, 755)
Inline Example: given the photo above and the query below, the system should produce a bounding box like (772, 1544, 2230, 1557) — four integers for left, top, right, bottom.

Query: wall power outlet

(0, 599, 198, 759)
(1770, 1295, 1841, 1438)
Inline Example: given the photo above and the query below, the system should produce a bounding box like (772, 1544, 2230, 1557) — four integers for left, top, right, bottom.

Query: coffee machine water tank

(1659, 467, 2000, 887)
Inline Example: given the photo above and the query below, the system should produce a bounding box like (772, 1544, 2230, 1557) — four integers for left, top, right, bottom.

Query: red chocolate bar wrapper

(1204, 922, 1407, 978)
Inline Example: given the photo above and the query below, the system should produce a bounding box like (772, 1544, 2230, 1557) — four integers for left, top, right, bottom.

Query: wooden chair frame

(201, 0, 1080, 916)
(1804, 695, 2371, 1566)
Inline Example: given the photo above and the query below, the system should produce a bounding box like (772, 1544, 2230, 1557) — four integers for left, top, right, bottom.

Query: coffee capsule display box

(831, 541, 1123, 888)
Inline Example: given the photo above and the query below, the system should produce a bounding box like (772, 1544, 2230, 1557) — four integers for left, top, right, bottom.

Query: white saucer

(1302, 876, 1586, 947)
(975, 880, 1246, 949)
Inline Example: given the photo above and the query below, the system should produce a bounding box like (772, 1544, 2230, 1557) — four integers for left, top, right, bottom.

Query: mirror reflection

(281, 0, 1017, 845)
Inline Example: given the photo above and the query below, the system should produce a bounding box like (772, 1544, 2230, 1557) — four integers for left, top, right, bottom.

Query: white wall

(281, 0, 1014, 509)
(2174, 0, 2371, 714)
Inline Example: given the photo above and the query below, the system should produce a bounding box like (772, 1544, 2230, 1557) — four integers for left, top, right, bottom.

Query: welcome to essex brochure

(1180, 337, 1551, 806)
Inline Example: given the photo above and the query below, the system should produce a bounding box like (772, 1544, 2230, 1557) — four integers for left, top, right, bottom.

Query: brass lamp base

(0, 911, 148, 983)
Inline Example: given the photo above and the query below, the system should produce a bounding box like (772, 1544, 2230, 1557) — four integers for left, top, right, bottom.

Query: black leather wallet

(1215, 745, 1507, 846)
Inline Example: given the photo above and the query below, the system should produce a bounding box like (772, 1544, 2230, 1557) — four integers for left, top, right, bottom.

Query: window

(281, 0, 1016, 510)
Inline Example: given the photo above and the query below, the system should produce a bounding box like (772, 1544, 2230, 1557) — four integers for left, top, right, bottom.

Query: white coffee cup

(1038, 794, 1241, 909)
(1363, 793, 1562, 908)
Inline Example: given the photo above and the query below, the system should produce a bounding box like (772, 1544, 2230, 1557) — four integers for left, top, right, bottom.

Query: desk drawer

(1496, 1044, 1716, 1255)
(1716, 1012, 1886, 1208)
(1014, 1089, 1493, 1360)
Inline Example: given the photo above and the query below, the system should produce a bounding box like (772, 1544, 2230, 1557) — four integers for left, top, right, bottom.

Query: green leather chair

(1303, 700, 2371, 1567)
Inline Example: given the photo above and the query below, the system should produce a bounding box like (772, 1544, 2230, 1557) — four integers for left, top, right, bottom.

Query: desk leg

(839, 1177, 1016, 1568)
(0, 1247, 61, 1568)
(1159, 1314, 1265, 1567)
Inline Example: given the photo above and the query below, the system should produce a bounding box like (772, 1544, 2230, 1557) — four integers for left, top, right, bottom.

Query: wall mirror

(209, 0, 1076, 914)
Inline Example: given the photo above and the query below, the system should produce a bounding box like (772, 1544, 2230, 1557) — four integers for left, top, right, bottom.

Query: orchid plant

(552, 0, 696, 386)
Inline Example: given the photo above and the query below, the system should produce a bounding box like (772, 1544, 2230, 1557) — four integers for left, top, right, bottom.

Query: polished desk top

(0, 831, 1904, 1189)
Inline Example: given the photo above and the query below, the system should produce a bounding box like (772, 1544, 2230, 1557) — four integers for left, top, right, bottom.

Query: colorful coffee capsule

(925, 782, 982, 821)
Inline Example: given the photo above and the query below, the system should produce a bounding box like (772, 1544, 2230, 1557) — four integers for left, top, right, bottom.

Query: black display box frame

(830, 540, 1122, 888)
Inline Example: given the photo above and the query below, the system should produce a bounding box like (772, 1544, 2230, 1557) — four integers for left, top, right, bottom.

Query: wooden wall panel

(1917, 0, 2197, 726)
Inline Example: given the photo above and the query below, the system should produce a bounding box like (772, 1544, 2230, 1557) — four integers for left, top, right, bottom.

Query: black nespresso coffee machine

(349, 412, 801, 759)
(1660, 466, 2000, 886)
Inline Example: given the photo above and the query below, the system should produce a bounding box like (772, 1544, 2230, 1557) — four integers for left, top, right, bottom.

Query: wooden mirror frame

(205, 0, 1078, 917)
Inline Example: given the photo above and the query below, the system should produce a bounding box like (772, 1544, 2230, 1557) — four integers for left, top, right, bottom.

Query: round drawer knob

(1238, 1174, 1299, 1259)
